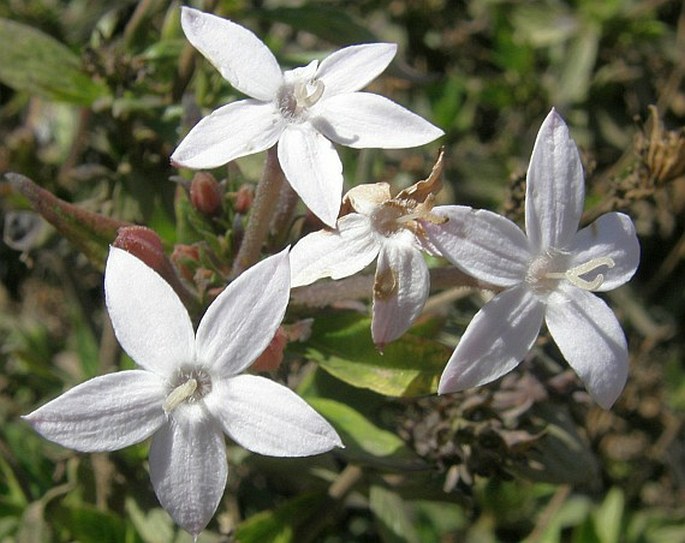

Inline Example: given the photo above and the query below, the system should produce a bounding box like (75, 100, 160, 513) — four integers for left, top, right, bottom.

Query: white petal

(180, 7, 282, 101)
(205, 375, 342, 456)
(196, 248, 290, 377)
(149, 405, 227, 537)
(105, 247, 195, 378)
(316, 43, 397, 97)
(545, 287, 628, 409)
(23, 370, 166, 452)
(525, 108, 585, 251)
(569, 212, 640, 291)
(425, 205, 530, 287)
(314, 92, 443, 149)
(171, 99, 284, 169)
(278, 124, 343, 228)
(372, 235, 430, 346)
(290, 214, 379, 287)
(438, 286, 544, 394)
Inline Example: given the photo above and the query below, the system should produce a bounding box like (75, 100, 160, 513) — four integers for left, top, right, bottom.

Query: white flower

(424, 109, 640, 408)
(290, 153, 446, 347)
(23, 247, 342, 536)
(171, 7, 444, 228)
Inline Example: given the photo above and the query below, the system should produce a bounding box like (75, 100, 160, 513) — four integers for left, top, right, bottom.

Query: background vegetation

(0, 0, 683, 541)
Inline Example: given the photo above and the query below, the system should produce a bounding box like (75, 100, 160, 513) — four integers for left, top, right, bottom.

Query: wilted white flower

(24, 247, 342, 536)
(290, 152, 447, 347)
(171, 7, 444, 227)
(424, 109, 640, 408)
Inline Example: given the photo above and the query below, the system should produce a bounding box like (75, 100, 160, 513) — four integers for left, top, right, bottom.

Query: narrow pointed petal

(545, 287, 628, 409)
(290, 214, 379, 287)
(23, 370, 166, 452)
(372, 236, 429, 346)
(205, 375, 342, 456)
(196, 249, 290, 377)
(171, 99, 283, 169)
(314, 92, 443, 149)
(317, 43, 397, 97)
(180, 7, 282, 101)
(525, 108, 585, 251)
(569, 212, 640, 291)
(278, 124, 343, 227)
(149, 405, 227, 537)
(439, 286, 544, 394)
(425, 205, 530, 286)
(105, 247, 195, 378)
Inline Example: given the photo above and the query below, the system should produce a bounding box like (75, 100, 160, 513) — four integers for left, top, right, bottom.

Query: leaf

(592, 488, 624, 543)
(0, 18, 107, 105)
(369, 485, 421, 543)
(125, 498, 175, 543)
(235, 492, 326, 543)
(7, 173, 129, 269)
(303, 311, 449, 397)
(257, 6, 377, 46)
(307, 397, 423, 470)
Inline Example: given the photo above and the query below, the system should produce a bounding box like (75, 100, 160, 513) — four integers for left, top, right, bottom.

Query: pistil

(163, 378, 198, 413)
(545, 256, 615, 290)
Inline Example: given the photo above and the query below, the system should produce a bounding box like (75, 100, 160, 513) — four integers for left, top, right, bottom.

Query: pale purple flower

(171, 7, 444, 227)
(23, 247, 342, 536)
(424, 109, 640, 408)
(290, 153, 446, 347)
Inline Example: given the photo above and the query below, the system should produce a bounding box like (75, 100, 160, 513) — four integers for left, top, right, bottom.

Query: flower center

(526, 250, 615, 293)
(371, 197, 447, 239)
(277, 79, 325, 120)
(163, 367, 212, 414)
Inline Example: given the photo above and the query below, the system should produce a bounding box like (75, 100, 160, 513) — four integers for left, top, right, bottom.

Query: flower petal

(525, 108, 585, 251)
(313, 92, 443, 149)
(105, 247, 195, 378)
(180, 7, 282, 101)
(425, 205, 530, 287)
(290, 214, 379, 287)
(23, 370, 166, 452)
(438, 286, 544, 394)
(171, 99, 283, 169)
(317, 43, 397, 97)
(278, 123, 343, 228)
(149, 405, 227, 537)
(372, 235, 430, 346)
(196, 248, 290, 377)
(569, 212, 640, 291)
(205, 374, 343, 456)
(545, 287, 628, 409)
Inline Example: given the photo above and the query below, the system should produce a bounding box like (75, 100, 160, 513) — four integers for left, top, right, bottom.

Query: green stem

(231, 147, 285, 276)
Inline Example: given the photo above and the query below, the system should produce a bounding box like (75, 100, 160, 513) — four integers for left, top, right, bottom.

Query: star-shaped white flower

(290, 153, 446, 347)
(424, 109, 640, 408)
(23, 247, 342, 536)
(171, 7, 444, 227)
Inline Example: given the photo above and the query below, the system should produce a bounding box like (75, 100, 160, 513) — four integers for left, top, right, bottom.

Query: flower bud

(171, 244, 201, 282)
(234, 184, 254, 214)
(113, 226, 167, 273)
(251, 327, 288, 373)
(190, 172, 223, 217)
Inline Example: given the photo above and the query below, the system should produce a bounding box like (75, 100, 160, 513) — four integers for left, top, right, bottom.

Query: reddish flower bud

(171, 244, 201, 282)
(114, 226, 167, 273)
(190, 172, 223, 217)
(234, 184, 254, 214)
(251, 327, 288, 373)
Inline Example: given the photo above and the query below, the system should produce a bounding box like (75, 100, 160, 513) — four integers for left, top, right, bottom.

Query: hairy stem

(231, 147, 285, 277)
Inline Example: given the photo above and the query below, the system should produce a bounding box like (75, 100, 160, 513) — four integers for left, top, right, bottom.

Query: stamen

(545, 256, 615, 291)
(295, 80, 325, 108)
(163, 378, 197, 413)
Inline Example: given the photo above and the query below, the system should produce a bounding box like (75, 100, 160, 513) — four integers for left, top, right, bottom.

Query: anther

(163, 378, 197, 414)
(546, 256, 615, 291)
(295, 80, 325, 108)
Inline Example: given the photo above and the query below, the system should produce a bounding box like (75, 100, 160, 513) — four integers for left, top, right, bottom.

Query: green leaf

(257, 6, 377, 46)
(369, 485, 421, 543)
(235, 492, 326, 543)
(307, 397, 423, 469)
(592, 488, 624, 543)
(0, 18, 107, 105)
(303, 311, 449, 397)
(7, 173, 129, 269)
